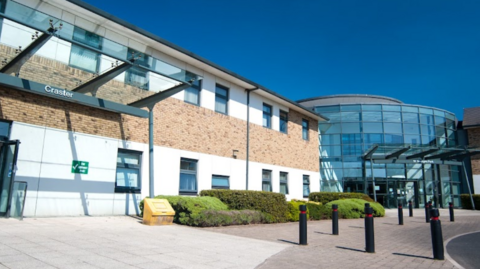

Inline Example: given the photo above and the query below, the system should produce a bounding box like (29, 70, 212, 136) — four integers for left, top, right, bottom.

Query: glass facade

(315, 103, 459, 208)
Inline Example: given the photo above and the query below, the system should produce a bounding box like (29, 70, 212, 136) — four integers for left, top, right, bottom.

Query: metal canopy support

(425, 150, 464, 160)
(462, 161, 476, 211)
(406, 148, 439, 159)
(363, 144, 379, 159)
(129, 82, 191, 199)
(443, 150, 480, 161)
(370, 158, 377, 202)
(385, 146, 411, 159)
(0, 31, 54, 75)
(72, 61, 133, 95)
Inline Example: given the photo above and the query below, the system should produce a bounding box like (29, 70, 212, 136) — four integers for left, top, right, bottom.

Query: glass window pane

(404, 124, 420, 134)
(341, 112, 360, 122)
(402, 113, 419, 123)
(435, 116, 446, 127)
(362, 105, 382, 111)
(342, 144, 363, 156)
(419, 108, 433, 115)
(445, 113, 455, 120)
(116, 168, 139, 188)
(382, 105, 401, 111)
(402, 106, 418, 113)
(421, 135, 437, 146)
(319, 123, 341, 134)
(320, 145, 342, 157)
(215, 85, 227, 97)
(421, 125, 435, 136)
(364, 133, 384, 144)
(420, 114, 434, 125)
(342, 123, 361, 133)
(404, 135, 421, 145)
(184, 87, 200, 105)
(384, 123, 403, 133)
(69, 45, 99, 73)
(342, 134, 362, 144)
(385, 134, 404, 144)
(341, 105, 361, 111)
(362, 112, 382, 122)
(280, 110, 288, 133)
(434, 110, 445, 117)
(363, 122, 383, 133)
(180, 173, 196, 191)
(383, 112, 402, 122)
(215, 97, 227, 114)
(315, 106, 340, 113)
(321, 134, 341, 145)
(117, 152, 139, 165)
(212, 176, 229, 188)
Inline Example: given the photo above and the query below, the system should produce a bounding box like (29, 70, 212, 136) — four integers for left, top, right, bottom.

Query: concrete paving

(0, 209, 479, 269)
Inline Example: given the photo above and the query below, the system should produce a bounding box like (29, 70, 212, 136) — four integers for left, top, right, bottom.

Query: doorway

(0, 140, 20, 217)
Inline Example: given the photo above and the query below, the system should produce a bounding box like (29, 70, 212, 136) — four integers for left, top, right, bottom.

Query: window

(280, 172, 288, 195)
(115, 149, 142, 193)
(262, 170, 272, 192)
(280, 110, 288, 133)
(212, 175, 229, 189)
(69, 27, 102, 73)
(184, 71, 201, 105)
(302, 119, 309, 140)
(179, 158, 197, 195)
(0, 120, 10, 141)
(263, 103, 272, 128)
(303, 175, 310, 198)
(215, 84, 228, 114)
(125, 48, 150, 90)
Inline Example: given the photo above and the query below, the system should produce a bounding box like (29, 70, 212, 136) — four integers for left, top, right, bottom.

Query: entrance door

(0, 140, 20, 217)
(396, 181, 416, 207)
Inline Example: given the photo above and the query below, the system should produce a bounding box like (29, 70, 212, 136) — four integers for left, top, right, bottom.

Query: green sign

(71, 160, 89, 174)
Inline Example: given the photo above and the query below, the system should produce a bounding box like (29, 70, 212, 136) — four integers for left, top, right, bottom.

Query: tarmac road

(446, 231, 480, 269)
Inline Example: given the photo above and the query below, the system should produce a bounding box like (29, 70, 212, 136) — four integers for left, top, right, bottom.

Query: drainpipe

(148, 105, 155, 198)
(245, 88, 258, 190)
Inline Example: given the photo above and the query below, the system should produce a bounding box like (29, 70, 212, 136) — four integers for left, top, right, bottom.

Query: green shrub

(191, 210, 267, 227)
(140, 195, 228, 226)
(200, 190, 288, 223)
(287, 200, 309, 221)
(306, 201, 325, 220)
(324, 199, 385, 219)
(460, 194, 480, 209)
(309, 192, 374, 204)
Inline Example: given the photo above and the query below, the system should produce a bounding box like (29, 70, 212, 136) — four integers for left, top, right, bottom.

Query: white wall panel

(200, 73, 215, 111)
(229, 85, 247, 121)
(474, 175, 480, 194)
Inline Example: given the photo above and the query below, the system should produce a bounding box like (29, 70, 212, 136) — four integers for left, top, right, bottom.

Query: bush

(287, 200, 309, 221)
(309, 192, 374, 204)
(324, 199, 385, 219)
(191, 210, 267, 227)
(306, 201, 325, 220)
(140, 195, 228, 226)
(287, 200, 325, 221)
(460, 194, 480, 209)
(200, 190, 288, 223)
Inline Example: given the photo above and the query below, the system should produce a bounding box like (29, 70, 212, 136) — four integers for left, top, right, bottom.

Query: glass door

(0, 140, 20, 217)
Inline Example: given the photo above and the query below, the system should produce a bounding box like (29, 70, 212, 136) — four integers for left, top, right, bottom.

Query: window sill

(115, 188, 141, 194)
(179, 191, 198, 196)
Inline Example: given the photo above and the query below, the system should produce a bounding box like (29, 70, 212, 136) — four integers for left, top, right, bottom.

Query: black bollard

(364, 203, 375, 253)
(398, 202, 404, 225)
(425, 202, 430, 223)
(332, 204, 339, 235)
(299, 204, 307, 245)
(430, 208, 445, 260)
(449, 202, 454, 222)
(408, 200, 413, 217)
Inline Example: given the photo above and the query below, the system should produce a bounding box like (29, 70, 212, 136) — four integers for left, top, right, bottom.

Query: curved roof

(297, 94, 404, 106)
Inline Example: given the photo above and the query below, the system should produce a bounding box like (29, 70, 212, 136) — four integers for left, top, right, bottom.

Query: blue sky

(82, 0, 480, 120)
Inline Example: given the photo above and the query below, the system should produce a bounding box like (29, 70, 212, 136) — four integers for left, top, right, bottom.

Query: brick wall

(0, 45, 319, 172)
(468, 127, 480, 174)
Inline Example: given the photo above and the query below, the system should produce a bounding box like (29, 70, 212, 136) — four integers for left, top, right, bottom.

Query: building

(461, 107, 480, 195)
(298, 95, 478, 209)
(0, 0, 324, 217)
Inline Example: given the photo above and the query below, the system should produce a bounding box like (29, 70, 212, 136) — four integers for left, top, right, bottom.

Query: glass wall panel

(406, 164, 423, 179)
(315, 106, 340, 113)
(434, 110, 445, 117)
(435, 126, 446, 137)
(382, 105, 401, 111)
(383, 112, 402, 122)
(321, 134, 341, 145)
(365, 168, 387, 178)
(402, 106, 419, 113)
(420, 114, 434, 125)
(363, 123, 383, 133)
(364, 133, 383, 144)
(344, 169, 362, 178)
(342, 134, 362, 144)
(434, 116, 446, 127)
(402, 113, 419, 123)
(445, 113, 455, 120)
(340, 112, 361, 122)
(404, 135, 421, 145)
(319, 123, 341, 134)
(446, 119, 455, 130)
(362, 112, 382, 122)
(421, 124, 435, 136)
(342, 144, 363, 156)
(404, 123, 420, 134)
(321, 112, 342, 122)
(421, 135, 436, 146)
(362, 104, 382, 111)
(341, 105, 361, 111)
(419, 108, 433, 115)
(320, 145, 342, 157)
(341, 123, 361, 133)
(343, 162, 362, 168)
(384, 123, 403, 133)
(385, 134, 404, 144)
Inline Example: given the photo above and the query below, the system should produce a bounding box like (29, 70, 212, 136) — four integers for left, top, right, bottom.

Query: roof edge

(297, 94, 404, 104)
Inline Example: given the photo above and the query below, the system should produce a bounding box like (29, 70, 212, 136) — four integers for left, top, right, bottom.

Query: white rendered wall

(474, 175, 480, 194)
(10, 121, 318, 217)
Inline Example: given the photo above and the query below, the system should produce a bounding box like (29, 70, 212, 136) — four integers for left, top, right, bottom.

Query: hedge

(287, 200, 325, 221)
(460, 194, 480, 210)
(200, 190, 288, 223)
(191, 210, 267, 227)
(308, 192, 374, 204)
(324, 199, 385, 219)
(139, 195, 228, 226)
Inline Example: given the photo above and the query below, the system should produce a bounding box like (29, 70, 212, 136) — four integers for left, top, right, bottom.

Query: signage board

(71, 160, 89, 174)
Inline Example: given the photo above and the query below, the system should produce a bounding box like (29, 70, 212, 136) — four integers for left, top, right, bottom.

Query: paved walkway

(0, 209, 479, 269)
(203, 209, 480, 269)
